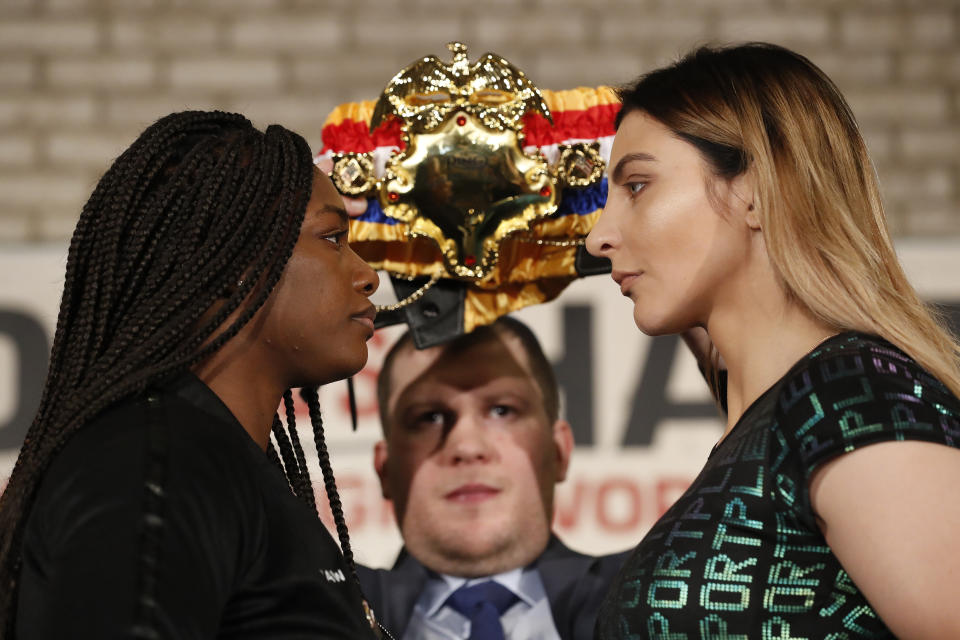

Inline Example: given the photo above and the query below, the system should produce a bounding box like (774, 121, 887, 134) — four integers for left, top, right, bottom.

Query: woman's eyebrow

(314, 204, 348, 224)
(610, 152, 657, 183)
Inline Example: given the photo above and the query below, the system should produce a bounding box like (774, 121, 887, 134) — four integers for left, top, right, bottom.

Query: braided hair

(0, 110, 362, 631)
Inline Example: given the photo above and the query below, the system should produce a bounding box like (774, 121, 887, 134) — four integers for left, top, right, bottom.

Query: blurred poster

(1, 240, 958, 565)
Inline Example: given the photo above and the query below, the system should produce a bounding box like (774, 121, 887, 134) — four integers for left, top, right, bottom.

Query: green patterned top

(596, 332, 960, 639)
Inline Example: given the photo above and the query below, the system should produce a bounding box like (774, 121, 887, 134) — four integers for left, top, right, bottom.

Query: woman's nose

(585, 207, 620, 257)
(351, 250, 379, 296)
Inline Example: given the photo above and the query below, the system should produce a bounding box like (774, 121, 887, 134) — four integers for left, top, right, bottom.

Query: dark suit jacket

(358, 536, 629, 640)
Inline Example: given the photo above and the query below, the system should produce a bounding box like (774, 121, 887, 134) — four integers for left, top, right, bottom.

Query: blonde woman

(586, 43, 960, 639)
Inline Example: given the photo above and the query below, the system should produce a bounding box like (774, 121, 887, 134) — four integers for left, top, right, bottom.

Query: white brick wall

(0, 211, 32, 242)
(901, 128, 960, 162)
(0, 135, 36, 168)
(108, 18, 221, 51)
(882, 167, 953, 203)
(901, 52, 960, 82)
(718, 13, 831, 47)
(531, 49, 648, 89)
(859, 126, 895, 163)
(597, 14, 710, 46)
(0, 59, 34, 89)
(0, 97, 98, 127)
(813, 52, 894, 85)
(0, 20, 99, 52)
(43, 132, 132, 169)
(846, 88, 950, 124)
(357, 15, 466, 49)
(0, 0, 958, 241)
(48, 58, 158, 89)
(472, 14, 586, 48)
(905, 12, 956, 48)
(0, 173, 94, 209)
(840, 14, 902, 50)
(899, 200, 959, 235)
(229, 16, 345, 52)
(104, 96, 220, 127)
(227, 94, 343, 138)
(168, 56, 284, 90)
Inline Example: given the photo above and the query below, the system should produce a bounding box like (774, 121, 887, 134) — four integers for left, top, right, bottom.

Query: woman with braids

(0, 111, 384, 638)
(586, 43, 960, 638)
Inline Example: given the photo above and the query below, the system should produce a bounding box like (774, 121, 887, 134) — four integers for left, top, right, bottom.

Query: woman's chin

(297, 353, 369, 389)
(632, 310, 688, 337)
(632, 311, 666, 336)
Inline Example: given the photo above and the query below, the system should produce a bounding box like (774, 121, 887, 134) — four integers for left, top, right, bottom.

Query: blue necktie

(444, 580, 520, 640)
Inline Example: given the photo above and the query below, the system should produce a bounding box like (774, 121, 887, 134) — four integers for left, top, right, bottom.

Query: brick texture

(0, 20, 99, 53)
(0, 211, 32, 242)
(48, 58, 158, 89)
(719, 13, 831, 47)
(0, 59, 35, 90)
(1, 0, 958, 241)
(108, 18, 220, 51)
(229, 15, 345, 52)
(0, 135, 36, 167)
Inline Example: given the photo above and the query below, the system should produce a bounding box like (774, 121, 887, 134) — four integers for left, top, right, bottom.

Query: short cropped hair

(376, 316, 560, 432)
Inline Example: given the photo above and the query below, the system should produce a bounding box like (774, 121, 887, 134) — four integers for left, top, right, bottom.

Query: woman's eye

(322, 231, 347, 246)
(627, 182, 646, 196)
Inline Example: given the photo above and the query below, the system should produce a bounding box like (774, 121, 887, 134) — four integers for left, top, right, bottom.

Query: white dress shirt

(400, 567, 562, 640)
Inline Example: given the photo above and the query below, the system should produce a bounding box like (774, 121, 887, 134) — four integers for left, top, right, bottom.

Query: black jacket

(17, 373, 376, 639)
(358, 536, 628, 640)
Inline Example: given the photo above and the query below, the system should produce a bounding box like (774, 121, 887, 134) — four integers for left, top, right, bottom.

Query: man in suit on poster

(358, 316, 628, 640)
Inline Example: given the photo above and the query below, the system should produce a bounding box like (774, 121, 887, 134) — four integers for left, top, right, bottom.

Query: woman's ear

(729, 169, 761, 230)
(745, 201, 761, 230)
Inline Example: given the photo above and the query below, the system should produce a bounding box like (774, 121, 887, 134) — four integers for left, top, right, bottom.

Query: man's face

(374, 331, 573, 577)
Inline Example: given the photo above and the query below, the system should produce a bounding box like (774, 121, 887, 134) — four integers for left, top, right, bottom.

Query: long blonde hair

(616, 42, 960, 399)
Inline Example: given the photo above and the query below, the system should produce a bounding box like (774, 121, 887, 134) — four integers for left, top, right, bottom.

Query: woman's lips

(445, 483, 501, 503)
(619, 274, 639, 296)
(351, 305, 376, 335)
(352, 316, 375, 332)
(612, 270, 642, 296)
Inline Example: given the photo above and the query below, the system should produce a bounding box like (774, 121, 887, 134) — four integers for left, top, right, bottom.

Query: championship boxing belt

(316, 42, 615, 347)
